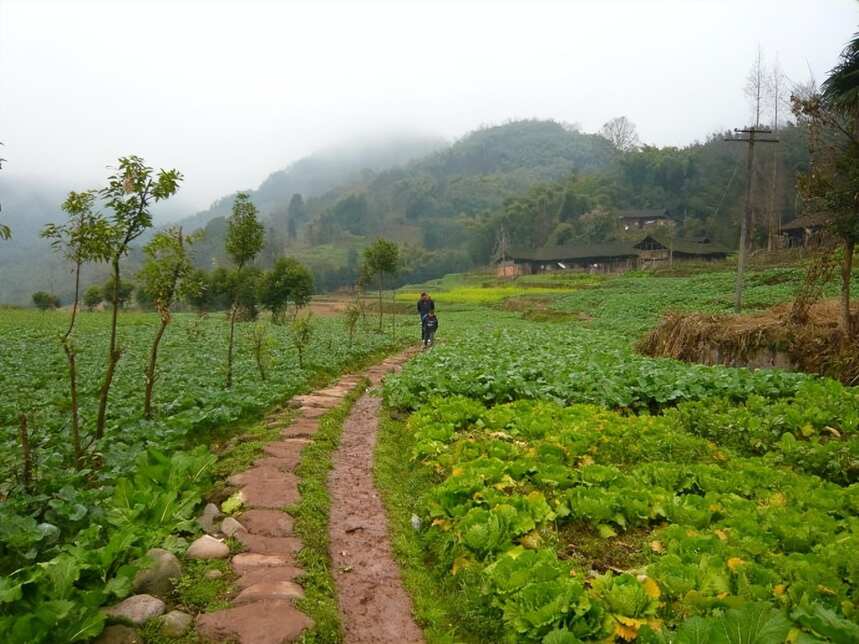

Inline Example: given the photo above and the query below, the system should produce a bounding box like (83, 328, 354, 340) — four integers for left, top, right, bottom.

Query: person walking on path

(422, 311, 438, 348)
(417, 291, 435, 343)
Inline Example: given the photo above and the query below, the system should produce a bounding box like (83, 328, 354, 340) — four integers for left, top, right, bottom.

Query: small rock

(205, 569, 224, 580)
(132, 548, 182, 599)
(234, 580, 304, 604)
(104, 594, 165, 625)
(94, 625, 142, 644)
(410, 514, 422, 531)
(197, 503, 223, 534)
(187, 534, 230, 560)
(221, 516, 246, 538)
(159, 610, 193, 638)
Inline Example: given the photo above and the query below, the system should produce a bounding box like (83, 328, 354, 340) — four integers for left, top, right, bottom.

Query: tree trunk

(226, 302, 238, 388)
(841, 238, 855, 338)
(735, 135, 757, 313)
(144, 316, 169, 418)
(377, 272, 384, 332)
(63, 261, 83, 467)
(96, 257, 122, 439)
(63, 344, 82, 467)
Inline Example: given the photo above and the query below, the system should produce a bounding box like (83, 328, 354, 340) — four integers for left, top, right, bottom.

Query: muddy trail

(328, 356, 424, 644)
(189, 348, 420, 644)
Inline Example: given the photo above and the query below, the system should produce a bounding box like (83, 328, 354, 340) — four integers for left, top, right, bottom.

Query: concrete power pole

(726, 127, 779, 312)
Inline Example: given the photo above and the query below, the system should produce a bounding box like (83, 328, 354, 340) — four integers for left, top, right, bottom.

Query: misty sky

(1, 0, 856, 213)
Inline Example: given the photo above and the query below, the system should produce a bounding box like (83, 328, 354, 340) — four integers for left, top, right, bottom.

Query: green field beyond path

(2, 263, 859, 642)
(378, 265, 859, 643)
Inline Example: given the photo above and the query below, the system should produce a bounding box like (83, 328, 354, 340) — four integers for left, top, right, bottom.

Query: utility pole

(726, 127, 779, 312)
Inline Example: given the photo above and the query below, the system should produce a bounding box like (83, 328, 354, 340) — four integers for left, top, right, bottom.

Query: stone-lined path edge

(194, 348, 419, 643)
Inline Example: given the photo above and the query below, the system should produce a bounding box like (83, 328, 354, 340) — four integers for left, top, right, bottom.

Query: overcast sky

(1, 0, 856, 213)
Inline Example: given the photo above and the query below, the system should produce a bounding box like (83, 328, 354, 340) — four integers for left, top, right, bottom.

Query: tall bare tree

(745, 47, 766, 127)
(599, 116, 640, 152)
(765, 60, 788, 249)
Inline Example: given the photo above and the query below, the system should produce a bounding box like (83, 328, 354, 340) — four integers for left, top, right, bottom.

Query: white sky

(1, 0, 856, 212)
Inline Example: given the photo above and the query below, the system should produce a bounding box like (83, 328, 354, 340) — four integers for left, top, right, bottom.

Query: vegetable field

(381, 267, 859, 643)
(0, 309, 404, 641)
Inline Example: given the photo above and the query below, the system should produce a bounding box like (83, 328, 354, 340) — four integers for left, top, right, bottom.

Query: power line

(725, 127, 779, 312)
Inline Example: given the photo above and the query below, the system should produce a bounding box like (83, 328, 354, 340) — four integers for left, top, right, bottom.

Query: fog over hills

(0, 132, 446, 304)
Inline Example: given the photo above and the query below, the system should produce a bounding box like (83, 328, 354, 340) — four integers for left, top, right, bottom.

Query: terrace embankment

(638, 298, 859, 384)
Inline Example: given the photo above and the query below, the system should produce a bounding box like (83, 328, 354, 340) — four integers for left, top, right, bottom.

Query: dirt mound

(638, 298, 859, 384)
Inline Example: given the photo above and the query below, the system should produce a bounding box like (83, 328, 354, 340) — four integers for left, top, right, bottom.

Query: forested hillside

(189, 118, 810, 292)
(1, 118, 810, 303)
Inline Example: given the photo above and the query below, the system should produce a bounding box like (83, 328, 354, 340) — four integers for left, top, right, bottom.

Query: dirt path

(194, 349, 418, 644)
(328, 354, 424, 644)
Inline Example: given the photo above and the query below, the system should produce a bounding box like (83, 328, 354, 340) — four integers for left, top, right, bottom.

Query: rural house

(500, 234, 729, 275)
(617, 209, 671, 231)
(781, 213, 829, 248)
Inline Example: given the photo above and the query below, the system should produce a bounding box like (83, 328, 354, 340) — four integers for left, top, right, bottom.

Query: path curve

(328, 353, 424, 644)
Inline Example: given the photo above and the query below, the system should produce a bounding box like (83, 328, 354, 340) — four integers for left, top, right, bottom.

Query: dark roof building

(501, 234, 729, 275)
(781, 213, 829, 248)
(618, 209, 671, 230)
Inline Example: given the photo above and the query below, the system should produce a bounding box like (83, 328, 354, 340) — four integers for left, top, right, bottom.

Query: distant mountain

(189, 119, 622, 291)
(290, 119, 619, 258)
(0, 133, 446, 305)
(0, 176, 192, 305)
(174, 134, 448, 232)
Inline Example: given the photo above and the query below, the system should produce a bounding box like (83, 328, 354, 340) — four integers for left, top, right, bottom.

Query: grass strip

(373, 409, 499, 644)
(289, 380, 368, 643)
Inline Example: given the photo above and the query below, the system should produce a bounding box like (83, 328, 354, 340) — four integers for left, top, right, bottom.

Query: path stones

(132, 548, 182, 599)
(238, 474, 301, 509)
(236, 565, 305, 589)
(297, 405, 328, 419)
(186, 535, 230, 560)
(221, 517, 246, 537)
(194, 354, 413, 643)
(159, 610, 193, 637)
(239, 509, 295, 537)
(197, 503, 223, 533)
(104, 594, 165, 625)
(231, 553, 296, 574)
(281, 418, 320, 438)
(253, 454, 302, 472)
(263, 439, 309, 462)
(234, 580, 304, 604)
(290, 394, 343, 409)
(196, 601, 313, 644)
(235, 532, 301, 556)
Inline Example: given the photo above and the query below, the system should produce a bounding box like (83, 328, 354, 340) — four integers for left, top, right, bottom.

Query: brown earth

(328, 351, 424, 644)
(196, 348, 419, 643)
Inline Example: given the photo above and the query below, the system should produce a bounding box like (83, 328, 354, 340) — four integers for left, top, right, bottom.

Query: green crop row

(0, 308, 405, 641)
(399, 395, 859, 642)
(0, 448, 214, 642)
(668, 379, 859, 485)
(383, 323, 824, 412)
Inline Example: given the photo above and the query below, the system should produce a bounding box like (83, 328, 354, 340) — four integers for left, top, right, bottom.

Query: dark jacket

(424, 315, 438, 332)
(417, 298, 435, 316)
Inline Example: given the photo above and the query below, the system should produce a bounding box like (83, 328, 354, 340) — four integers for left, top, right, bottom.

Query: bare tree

(599, 116, 640, 152)
(767, 59, 787, 130)
(745, 46, 766, 127)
